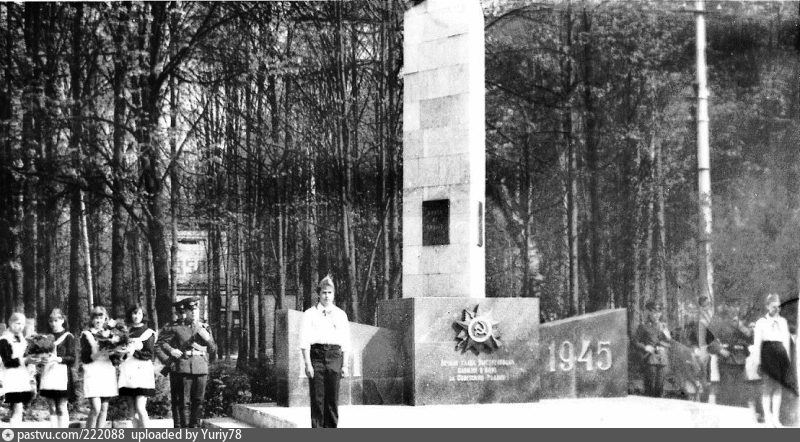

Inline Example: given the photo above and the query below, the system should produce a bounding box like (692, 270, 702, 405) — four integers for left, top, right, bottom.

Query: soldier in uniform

(156, 300, 189, 427)
(156, 297, 216, 428)
(707, 303, 753, 408)
(635, 300, 672, 398)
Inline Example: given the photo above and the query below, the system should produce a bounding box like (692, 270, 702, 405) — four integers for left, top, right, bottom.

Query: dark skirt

(118, 387, 155, 397)
(760, 341, 790, 386)
(39, 389, 70, 399)
(4, 391, 33, 404)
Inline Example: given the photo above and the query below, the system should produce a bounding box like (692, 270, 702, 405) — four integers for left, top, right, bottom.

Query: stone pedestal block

(539, 309, 628, 399)
(377, 297, 541, 405)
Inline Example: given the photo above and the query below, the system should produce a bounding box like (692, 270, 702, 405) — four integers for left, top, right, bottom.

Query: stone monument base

(376, 297, 540, 405)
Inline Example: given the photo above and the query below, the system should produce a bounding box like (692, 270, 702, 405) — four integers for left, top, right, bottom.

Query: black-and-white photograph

(0, 0, 798, 429)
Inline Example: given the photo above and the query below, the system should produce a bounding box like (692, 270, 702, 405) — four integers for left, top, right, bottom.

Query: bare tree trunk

(20, 3, 40, 323)
(247, 217, 258, 361)
(582, 6, 604, 313)
(277, 200, 286, 311)
(630, 156, 648, 335)
(304, 141, 319, 310)
(80, 192, 94, 314)
(143, 241, 158, 330)
(169, 77, 180, 307)
(294, 222, 302, 311)
(110, 3, 129, 320)
(209, 225, 222, 357)
(560, 4, 580, 315)
(37, 27, 59, 322)
(67, 3, 86, 332)
(388, 3, 402, 301)
(0, 3, 16, 321)
(134, 2, 173, 327)
(126, 228, 142, 308)
(655, 136, 668, 317)
(378, 2, 390, 303)
(225, 228, 234, 359)
(236, 210, 250, 369)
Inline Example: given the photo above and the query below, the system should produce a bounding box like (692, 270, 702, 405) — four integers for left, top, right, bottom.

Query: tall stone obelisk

(402, 0, 486, 298)
(378, 0, 540, 406)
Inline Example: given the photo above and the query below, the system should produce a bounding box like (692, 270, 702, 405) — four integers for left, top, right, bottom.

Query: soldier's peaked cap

(645, 300, 663, 312)
(173, 296, 200, 309)
(318, 275, 335, 291)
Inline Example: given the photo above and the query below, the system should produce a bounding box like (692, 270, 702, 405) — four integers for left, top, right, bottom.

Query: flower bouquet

(25, 334, 55, 365)
(97, 320, 130, 364)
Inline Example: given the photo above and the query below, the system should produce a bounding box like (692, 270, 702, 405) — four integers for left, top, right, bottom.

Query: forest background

(0, 0, 798, 366)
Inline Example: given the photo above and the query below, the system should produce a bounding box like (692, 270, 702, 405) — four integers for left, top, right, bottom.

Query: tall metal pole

(695, 0, 714, 346)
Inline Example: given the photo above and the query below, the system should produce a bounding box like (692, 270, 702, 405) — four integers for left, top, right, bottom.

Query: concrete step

(202, 417, 255, 429)
(231, 403, 302, 428)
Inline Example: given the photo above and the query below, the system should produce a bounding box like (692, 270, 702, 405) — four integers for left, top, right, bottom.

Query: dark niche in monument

(422, 199, 450, 246)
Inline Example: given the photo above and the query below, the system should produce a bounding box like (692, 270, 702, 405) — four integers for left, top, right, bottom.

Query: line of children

(0, 306, 156, 428)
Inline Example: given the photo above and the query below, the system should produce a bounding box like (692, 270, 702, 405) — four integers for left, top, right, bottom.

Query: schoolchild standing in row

(754, 293, 791, 427)
(118, 305, 156, 428)
(0, 313, 34, 426)
(39, 308, 76, 428)
(81, 306, 119, 428)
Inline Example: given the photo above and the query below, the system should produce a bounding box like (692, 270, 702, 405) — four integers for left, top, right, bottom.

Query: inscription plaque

(422, 199, 450, 246)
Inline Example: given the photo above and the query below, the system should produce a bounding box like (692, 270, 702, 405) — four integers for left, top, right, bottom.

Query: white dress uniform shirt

(299, 304, 351, 353)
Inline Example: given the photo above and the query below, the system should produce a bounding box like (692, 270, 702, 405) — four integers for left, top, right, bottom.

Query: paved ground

(0, 419, 174, 428)
(2, 396, 776, 428)
(224, 396, 768, 428)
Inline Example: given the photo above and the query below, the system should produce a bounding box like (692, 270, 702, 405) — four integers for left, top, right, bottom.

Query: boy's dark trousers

(309, 344, 343, 428)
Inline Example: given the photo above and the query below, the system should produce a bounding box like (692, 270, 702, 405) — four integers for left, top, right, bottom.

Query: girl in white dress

(39, 308, 76, 428)
(81, 306, 119, 428)
(0, 312, 35, 426)
(117, 305, 156, 428)
(753, 293, 791, 427)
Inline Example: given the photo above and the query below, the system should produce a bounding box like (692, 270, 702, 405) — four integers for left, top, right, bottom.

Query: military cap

(645, 300, 663, 312)
(317, 275, 335, 291)
(173, 296, 200, 310)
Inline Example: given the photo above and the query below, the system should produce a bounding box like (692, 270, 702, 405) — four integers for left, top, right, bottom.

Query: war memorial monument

(206, 0, 761, 427)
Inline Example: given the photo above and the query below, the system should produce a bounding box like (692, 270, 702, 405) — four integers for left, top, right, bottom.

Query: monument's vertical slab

(539, 309, 628, 399)
(402, 0, 485, 299)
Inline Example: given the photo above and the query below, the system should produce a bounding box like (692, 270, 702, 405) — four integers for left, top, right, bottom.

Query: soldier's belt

(183, 350, 206, 357)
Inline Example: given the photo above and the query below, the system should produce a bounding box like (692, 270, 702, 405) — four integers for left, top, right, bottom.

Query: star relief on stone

(454, 305, 502, 354)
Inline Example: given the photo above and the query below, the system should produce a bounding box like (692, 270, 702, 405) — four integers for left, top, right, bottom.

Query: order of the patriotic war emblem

(454, 305, 502, 354)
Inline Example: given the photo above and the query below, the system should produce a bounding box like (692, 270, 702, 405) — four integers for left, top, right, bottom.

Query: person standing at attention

(0, 313, 35, 426)
(635, 300, 671, 398)
(156, 297, 215, 428)
(155, 301, 189, 428)
(81, 306, 119, 428)
(754, 293, 791, 427)
(299, 275, 351, 428)
(118, 305, 156, 428)
(39, 308, 76, 428)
